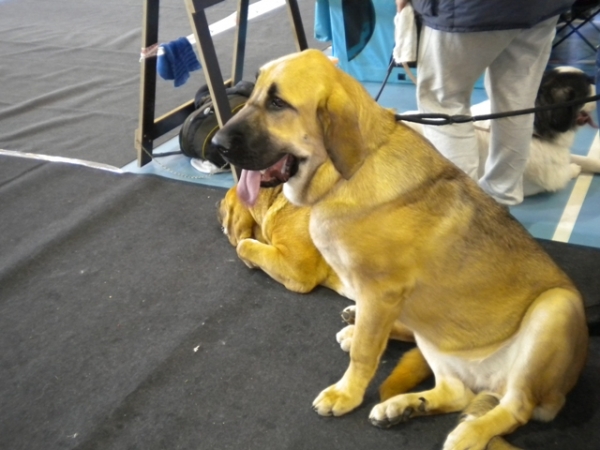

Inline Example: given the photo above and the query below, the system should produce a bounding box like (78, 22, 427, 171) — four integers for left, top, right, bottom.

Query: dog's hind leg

(442, 390, 535, 450)
(370, 376, 475, 427)
(456, 394, 523, 450)
(443, 288, 587, 450)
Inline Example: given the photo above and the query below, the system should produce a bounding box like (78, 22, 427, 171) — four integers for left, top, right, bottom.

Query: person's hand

(396, 0, 410, 12)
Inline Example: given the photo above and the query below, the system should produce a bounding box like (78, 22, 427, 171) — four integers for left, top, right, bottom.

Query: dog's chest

(309, 213, 361, 296)
(308, 199, 426, 300)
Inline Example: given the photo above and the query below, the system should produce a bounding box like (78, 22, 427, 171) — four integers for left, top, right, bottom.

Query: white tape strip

(0, 149, 122, 173)
(552, 132, 600, 242)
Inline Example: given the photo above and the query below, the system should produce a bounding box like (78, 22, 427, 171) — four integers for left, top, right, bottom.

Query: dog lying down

(217, 183, 349, 298)
(404, 66, 600, 196)
(213, 50, 588, 450)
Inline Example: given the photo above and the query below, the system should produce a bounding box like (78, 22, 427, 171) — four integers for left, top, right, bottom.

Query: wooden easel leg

(232, 0, 250, 85)
(286, 0, 308, 51)
(136, 0, 160, 166)
(185, 0, 240, 181)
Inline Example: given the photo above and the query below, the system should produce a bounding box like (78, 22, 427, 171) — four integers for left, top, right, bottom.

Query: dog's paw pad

(369, 401, 414, 428)
(336, 325, 354, 352)
(313, 384, 362, 416)
(369, 395, 427, 428)
(236, 239, 259, 269)
(341, 305, 356, 324)
(443, 422, 487, 450)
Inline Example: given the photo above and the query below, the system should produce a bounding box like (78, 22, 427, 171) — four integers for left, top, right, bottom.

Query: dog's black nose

(212, 129, 230, 154)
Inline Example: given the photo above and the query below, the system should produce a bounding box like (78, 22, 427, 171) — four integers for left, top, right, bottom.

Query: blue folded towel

(157, 37, 202, 87)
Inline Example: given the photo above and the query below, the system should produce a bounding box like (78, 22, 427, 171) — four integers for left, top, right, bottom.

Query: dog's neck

(284, 159, 341, 206)
(547, 129, 577, 149)
(349, 84, 398, 155)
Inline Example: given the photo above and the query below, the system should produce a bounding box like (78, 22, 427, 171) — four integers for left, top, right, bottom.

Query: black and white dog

(406, 67, 600, 196)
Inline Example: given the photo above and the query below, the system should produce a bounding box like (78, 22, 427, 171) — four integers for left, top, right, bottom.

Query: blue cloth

(314, 0, 333, 41)
(157, 37, 201, 87)
(314, 0, 403, 84)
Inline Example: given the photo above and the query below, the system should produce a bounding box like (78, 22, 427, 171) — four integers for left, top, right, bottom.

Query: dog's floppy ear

(535, 84, 577, 139)
(548, 85, 579, 132)
(318, 84, 366, 179)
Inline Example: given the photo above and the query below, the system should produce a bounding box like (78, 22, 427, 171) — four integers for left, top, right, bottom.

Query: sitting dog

(405, 66, 599, 196)
(212, 50, 588, 450)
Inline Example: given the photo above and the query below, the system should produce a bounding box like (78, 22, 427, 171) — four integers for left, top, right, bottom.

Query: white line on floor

(553, 132, 600, 242)
(158, 0, 286, 56)
(0, 149, 123, 173)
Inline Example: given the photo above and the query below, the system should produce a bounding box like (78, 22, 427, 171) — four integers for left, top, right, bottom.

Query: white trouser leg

(480, 17, 558, 205)
(417, 26, 515, 180)
(417, 18, 557, 204)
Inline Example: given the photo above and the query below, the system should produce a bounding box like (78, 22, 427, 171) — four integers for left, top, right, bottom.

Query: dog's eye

(270, 96, 288, 109)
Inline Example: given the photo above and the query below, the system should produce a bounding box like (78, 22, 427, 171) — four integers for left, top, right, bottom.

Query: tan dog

(217, 183, 346, 296)
(212, 49, 588, 450)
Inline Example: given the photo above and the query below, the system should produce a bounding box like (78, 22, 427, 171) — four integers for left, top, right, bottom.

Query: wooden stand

(135, 0, 308, 180)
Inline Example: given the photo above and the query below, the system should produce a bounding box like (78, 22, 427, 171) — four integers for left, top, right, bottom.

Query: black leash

(395, 93, 600, 125)
(374, 59, 397, 103)
(377, 57, 600, 125)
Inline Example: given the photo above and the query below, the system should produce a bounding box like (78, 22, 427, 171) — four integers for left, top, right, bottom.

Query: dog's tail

(459, 393, 523, 450)
(379, 347, 433, 401)
(571, 154, 600, 173)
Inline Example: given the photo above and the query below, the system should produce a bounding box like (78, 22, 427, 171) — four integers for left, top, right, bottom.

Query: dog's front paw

(236, 239, 259, 269)
(312, 383, 363, 416)
(341, 305, 356, 324)
(443, 422, 488, 450)
(369, 395, 426, 428)
(336, 325, 354, 352)
(570, 163, 582, 178)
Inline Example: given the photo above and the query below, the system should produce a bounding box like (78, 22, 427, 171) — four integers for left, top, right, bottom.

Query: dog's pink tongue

(578, 111, 598, 128)
(237, 169, 261, 206)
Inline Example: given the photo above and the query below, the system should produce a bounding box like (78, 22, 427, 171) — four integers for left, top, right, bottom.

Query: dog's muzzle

(211, 128, 233, 157)
(212, 117, 289, 172)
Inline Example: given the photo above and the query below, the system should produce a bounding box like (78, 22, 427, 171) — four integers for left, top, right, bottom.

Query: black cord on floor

(152, 151, 184, 158)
